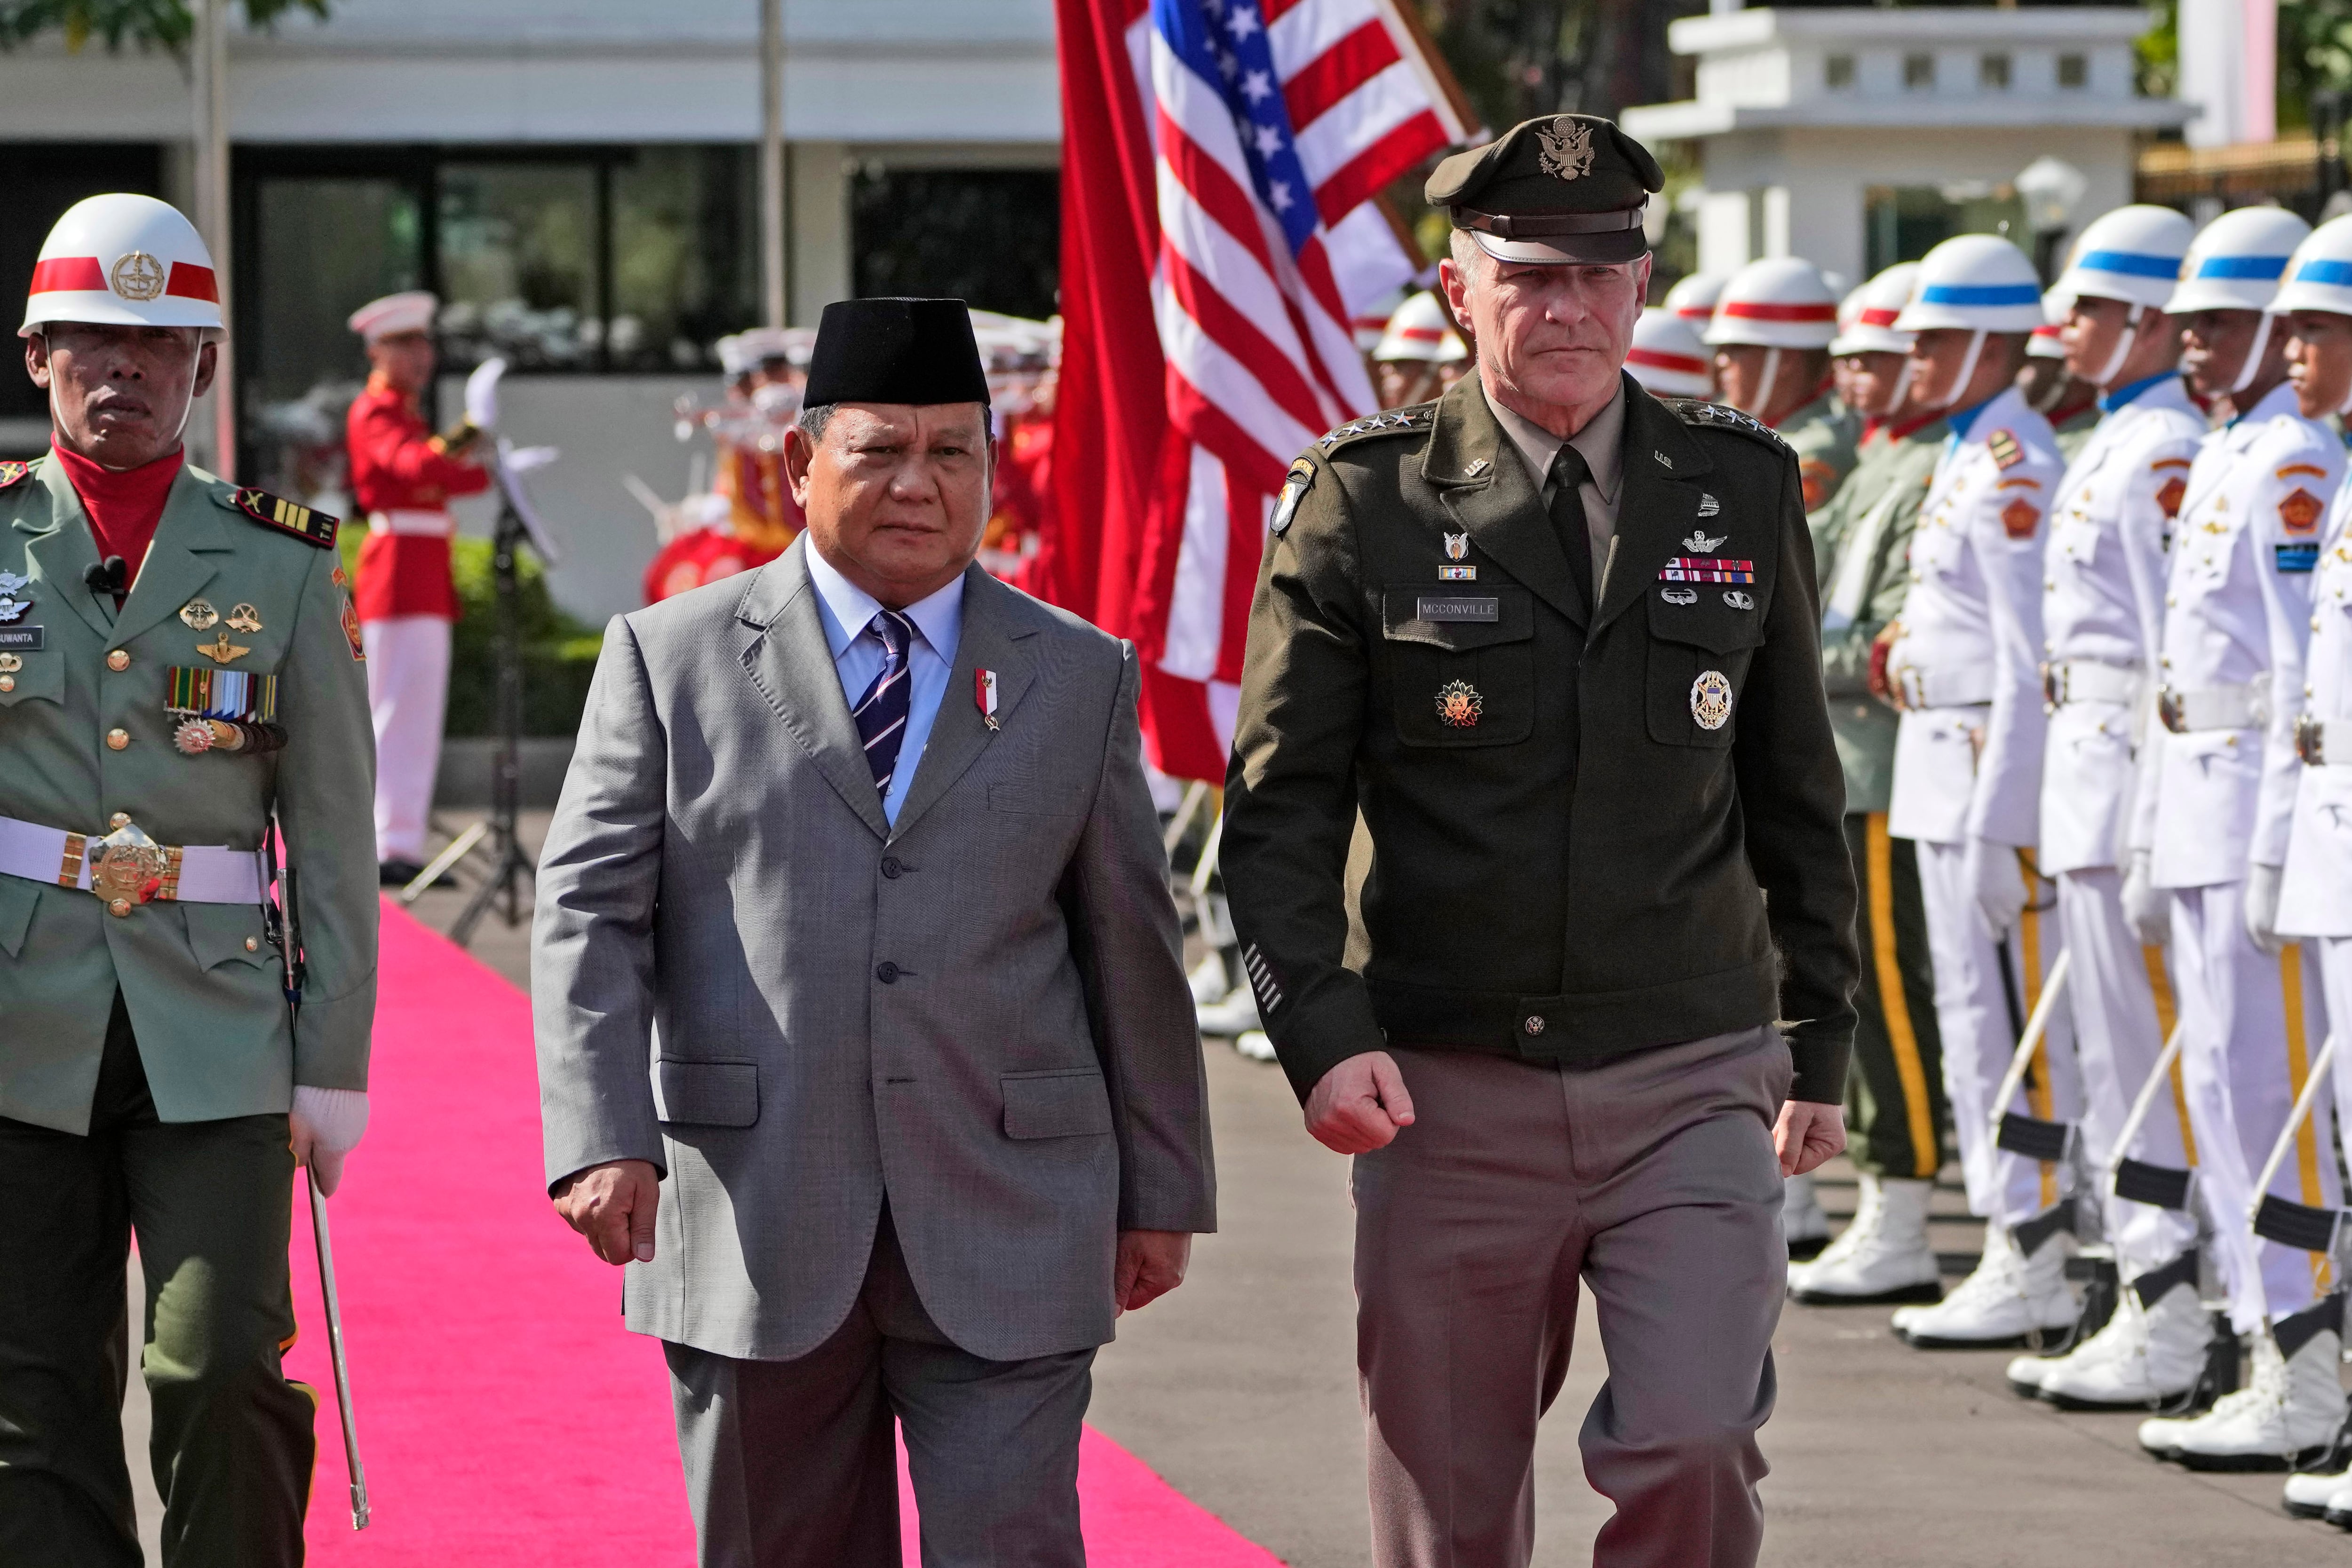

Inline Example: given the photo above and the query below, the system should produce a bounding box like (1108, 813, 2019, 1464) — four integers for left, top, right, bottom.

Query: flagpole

(759, 0, 788, 328)
(193, 0, 236, 478)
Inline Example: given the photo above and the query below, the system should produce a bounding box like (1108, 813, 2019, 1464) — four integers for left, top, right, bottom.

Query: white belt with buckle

(1894, 666, 1996, 709)
(368, 508, 455, 538)
(2298, 715, 2352, 768)
(0, 815, 264, 911)
(2158, 681, 2267, 734)
(2042, 659, 2140, 708)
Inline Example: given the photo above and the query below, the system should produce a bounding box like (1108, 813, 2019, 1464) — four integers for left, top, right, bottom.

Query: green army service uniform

(0, 456, 376, 1567)
(1777, 385, 1859, 517)
(1811, 415, 1949, 1180)
(2050, 395, 2101, 461)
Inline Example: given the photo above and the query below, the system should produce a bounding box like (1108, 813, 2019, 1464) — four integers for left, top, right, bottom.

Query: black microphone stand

(447, 473, 540, 948)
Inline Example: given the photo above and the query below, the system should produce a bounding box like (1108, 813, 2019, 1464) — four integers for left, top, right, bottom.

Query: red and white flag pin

(976, 668, 1000, 731)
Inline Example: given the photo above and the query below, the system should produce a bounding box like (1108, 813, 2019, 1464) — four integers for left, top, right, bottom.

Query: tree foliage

(2281, 0, 2352, 130)
(0, 0, 327, 54)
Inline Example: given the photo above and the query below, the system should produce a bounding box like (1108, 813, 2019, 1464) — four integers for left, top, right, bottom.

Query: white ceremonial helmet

(736, 326, 795, 368)
(1702, 258, 1840, 349)
(1354, 286, 1406, 354)
(1828, 262, 1921, 358)
(2026, 317, 2070, 361)
(1375, 292, 1459, 364)
(715, 333, 753, 379)
(1661, 270, 1726, 324)
(2269, 214, 2352, 413)
(2050, 205, 2193, 384)
(21, 193, 223, 338)
(2169, 206, 2311, 396)
(347, 290, 438, 345)
(1625, 308, 1714, 398)
(1894, 234, 2045, 409)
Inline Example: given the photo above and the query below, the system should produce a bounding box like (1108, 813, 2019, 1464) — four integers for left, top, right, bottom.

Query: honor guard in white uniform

(2273, 218, 2352, 1521)
(2135, 214, 2346, 1471)
(1880, 235, 2083, 1349)
(1994, 207, 2212, 1409)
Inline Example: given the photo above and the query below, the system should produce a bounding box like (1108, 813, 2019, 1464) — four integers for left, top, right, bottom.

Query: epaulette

(0, 460, 32, 490)
(217, 486, 339, 549)
(1316, 403, 1436, 453)
(1664, 399, 1791, 453)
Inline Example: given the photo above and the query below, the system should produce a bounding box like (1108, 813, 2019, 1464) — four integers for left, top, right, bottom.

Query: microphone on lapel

(84, 555, 127, 595)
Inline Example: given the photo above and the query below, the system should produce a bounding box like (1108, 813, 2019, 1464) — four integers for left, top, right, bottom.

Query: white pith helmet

(21, 193, 222, 337)
(1354, 286, 1406, 353)
(1892, 234, 2048, 334)
(2055, 205, 2194, 312)
(2166, 206, 2310, 316)
(1375, 292, 1460, 364)
(1661, 271, 1726, 324)
(2268, 214, 2352, 317)
(2026, 318, 2069, 361)
(1829, 263, 1921, 357)
(1702, 258, 1841, 349)
(1626, 308, 1714, 398)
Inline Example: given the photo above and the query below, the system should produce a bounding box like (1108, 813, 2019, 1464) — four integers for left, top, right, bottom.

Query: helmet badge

(109, 252, 167, 302)
(1536, 120, 1595, 182)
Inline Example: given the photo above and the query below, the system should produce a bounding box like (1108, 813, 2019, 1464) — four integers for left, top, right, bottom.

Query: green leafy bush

(441, 538, 603, 736)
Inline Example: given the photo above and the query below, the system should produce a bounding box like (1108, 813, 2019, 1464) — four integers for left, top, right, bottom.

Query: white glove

(290, 1085, 370, 1197)
(499, 442, 559, 473)
(2121, 850, 2169, 947)
(464, 355, 507, 431)
(2244, 862, 2286, 958)
(1967, 838, 2028, 935)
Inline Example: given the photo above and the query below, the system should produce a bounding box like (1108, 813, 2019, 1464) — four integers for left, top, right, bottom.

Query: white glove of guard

(464, 355, 507, 432)
(2121, 849, 2169, 947)
(290, 1085, 370, 1197)
(498, 442, 559, 473)
(1967, 837, 2028, 936)
(2243, 862, 2286, 958)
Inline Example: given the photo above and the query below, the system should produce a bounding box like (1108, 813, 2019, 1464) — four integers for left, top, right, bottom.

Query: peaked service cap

(348, 290, 438, 343)
(1426, 114, 1663, 266)
(804, 298, 990, 408)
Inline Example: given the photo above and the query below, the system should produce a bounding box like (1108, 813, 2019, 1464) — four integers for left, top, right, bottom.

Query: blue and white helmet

(2166, 206, 2311, 317)
(2054, 205, 2193, 313)
(1892, 235, 2047, 334)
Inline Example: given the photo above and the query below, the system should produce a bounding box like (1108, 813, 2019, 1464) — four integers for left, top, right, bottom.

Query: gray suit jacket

(533, 540, 1216, 1362)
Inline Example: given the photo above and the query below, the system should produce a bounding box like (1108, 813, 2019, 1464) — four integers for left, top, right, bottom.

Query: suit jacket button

(876, 961, 900, 984)
(1524, 1015, 1546, 1036)
(881, 856, 903, 879)
(106, 728, 129, 751)
(108, 650, 130, 671)
(108, 897, 131, 918)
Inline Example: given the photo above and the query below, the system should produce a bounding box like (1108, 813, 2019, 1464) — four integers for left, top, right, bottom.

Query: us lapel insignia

(1462, 458, 1490, 478)
(976, 667, 1000, 732)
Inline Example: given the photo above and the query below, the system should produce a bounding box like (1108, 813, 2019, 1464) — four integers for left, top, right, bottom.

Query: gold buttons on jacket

(1524, 1015, 1547, 1037)
(107, 649, 129, 671)
(110, 812, 130, 830)
(108, 897, 131, 918)
(244, 937, 259, 952)
(106, 728, 129, 751)
(0, 676, 12, 694)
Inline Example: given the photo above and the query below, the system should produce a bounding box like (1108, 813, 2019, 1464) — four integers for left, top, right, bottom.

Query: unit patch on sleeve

(2280, 488, 2326, 537)
(1988, 429, 2023, 470)
(2000, 498, 2042, 539)
(1269, 459, 1314, 538)
(219, 486, 340, 549)
(2155, 474, 2188, 520)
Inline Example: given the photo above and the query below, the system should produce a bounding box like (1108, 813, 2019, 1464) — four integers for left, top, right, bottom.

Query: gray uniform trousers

(664, 1208, 1094, 1568)
(1353, 1025, 1792, 1568)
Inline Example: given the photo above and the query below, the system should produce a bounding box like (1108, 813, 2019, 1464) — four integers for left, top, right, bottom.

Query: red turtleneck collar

(53, 440, 184, 593)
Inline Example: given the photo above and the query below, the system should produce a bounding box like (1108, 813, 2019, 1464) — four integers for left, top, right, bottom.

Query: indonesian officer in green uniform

(1222, 116, 1859, 1568)
(1785, 261, 1954, 1305)
(1700, 257, 1859, 516)
(0, 195, 376, 1567)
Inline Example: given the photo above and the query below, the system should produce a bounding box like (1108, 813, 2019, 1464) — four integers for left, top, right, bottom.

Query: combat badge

(1988, 429, 2023, 470)
(1435, 680, 1483, 729)
(2280, 488, 2326, 538)
(179, 597, 220, 631)
(225, 603, 263, 634)
(1690, 670, 1733, 731)
(1270, 460, 1314, 538)
(2000, 499, 2041, 540)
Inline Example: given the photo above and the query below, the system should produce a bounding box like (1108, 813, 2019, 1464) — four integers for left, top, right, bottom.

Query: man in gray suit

(533, 297, 1216, 1568)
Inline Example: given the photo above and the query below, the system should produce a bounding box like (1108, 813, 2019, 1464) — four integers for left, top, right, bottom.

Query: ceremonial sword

(266, 816, 371, 1529)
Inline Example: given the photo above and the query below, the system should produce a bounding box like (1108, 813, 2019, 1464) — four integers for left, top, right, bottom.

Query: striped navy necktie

(852, 609, 916, 796)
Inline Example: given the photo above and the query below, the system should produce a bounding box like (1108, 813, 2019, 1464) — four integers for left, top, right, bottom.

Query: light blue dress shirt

(805, 545, 965, 827)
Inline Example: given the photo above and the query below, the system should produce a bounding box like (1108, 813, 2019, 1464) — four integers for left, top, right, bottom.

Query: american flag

(1041, 0, 1473, 780)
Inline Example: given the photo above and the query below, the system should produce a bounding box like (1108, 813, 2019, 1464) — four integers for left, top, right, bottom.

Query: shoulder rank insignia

(219, 486, 339, 549)
(1987, 429, 2023, 470)
(1316, 404, 1434, 452)
(1662, 399, 1790, 453)
(1270, 459, 1314, 538)
(0, 460, 31, 490)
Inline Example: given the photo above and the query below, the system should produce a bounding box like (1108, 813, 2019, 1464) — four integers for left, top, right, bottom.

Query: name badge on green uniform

(1415, 595, 1499, 623)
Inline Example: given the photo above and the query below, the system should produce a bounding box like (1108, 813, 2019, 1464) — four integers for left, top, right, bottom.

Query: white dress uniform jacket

(2134, 383, 2341, 888)
(1887, 386, 2067, 847)
(2280, 484, 2352, 936)
(2036, 376, 2206, 874)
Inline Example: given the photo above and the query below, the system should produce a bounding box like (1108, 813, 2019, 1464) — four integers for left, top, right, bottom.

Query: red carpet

(286, 903, 1280, 1566)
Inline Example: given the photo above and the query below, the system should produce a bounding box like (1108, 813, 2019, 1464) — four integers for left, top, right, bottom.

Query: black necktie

(852, 610, 916, 797)
(1548, 443, 1596, 612)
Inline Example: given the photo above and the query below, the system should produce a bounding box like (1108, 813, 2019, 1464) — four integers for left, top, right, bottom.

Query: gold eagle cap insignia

(1536, 119, 1596, 182)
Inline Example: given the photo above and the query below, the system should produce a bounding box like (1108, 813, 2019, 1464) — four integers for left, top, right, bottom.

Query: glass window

(851, 168, 1060, 321)
(611, 146, 760, 372)
(1980, 53, 2011, 90)
(1866, 184, 2027, 277)
(1904, 53, 1935, 90)
(1825, 54, 1855, 90)
(2058, 53, 2088, 89)
(437, 161, 602, 372)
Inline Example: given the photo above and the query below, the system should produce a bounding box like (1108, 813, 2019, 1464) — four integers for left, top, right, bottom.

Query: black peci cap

(804, 297, 991, 407)
(1425, 115, 1664, 266)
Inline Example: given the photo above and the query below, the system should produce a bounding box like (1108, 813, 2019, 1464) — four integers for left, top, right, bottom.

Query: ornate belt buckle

(87, 823, 172, 906)
(2156, 685, 2185, 735)
(2298, 713, 2327, 767)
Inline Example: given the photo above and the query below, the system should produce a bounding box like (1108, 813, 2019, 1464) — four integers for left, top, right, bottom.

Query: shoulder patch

(2280, 487, 2326, 537)
(2279, 463, 2329, 481)
(2150, 457, 2192, 473)
(218, 487, 339, 549)
(0, 460, 31, 490)
(1988, 429, 2022, 470)
(1270, 459, 1314, 537)
(1316, 403, 1435, 453)
(1663, 399, 1790, 453)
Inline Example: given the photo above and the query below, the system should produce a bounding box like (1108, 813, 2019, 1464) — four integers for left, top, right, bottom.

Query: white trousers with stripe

(2168, 883, 2336, 1333)
(362, 615, 452, 864)
(2055, 870, 2201, 1278)
(1916, 839, 2081, 1227)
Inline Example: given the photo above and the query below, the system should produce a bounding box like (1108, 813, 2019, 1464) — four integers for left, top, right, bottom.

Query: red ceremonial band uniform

(345, 376, 491, 621)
